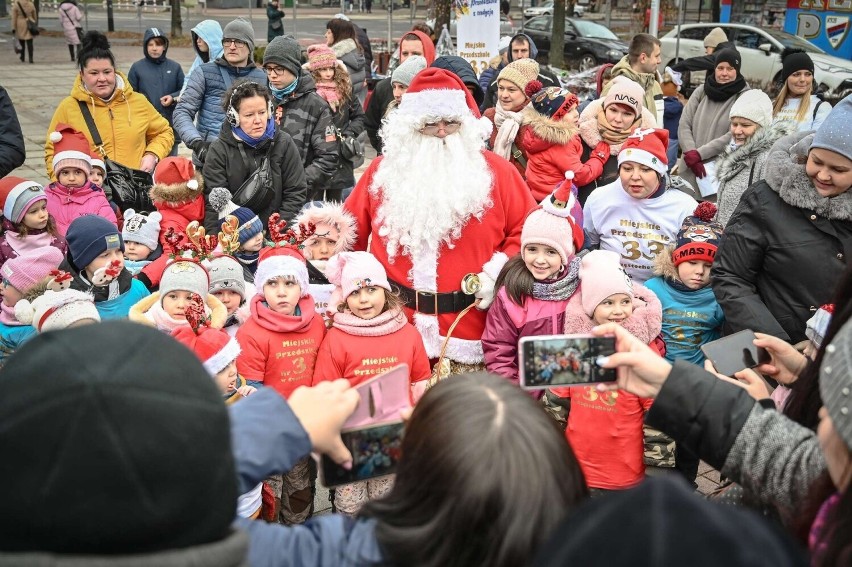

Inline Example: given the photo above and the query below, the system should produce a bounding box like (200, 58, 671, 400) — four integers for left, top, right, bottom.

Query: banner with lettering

(785, 0, 852, 58)
(455, 0, 500, 77)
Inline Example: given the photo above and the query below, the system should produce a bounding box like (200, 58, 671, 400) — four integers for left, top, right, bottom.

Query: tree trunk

(435, 0, 451, 42)
(171, 0, 183, 39)
(551, 0, 566, 68)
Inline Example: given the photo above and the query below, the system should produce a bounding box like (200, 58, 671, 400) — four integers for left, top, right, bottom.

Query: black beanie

(0, 321, 237, 554)
(714, 47, 741, 73)
(782, 48, 814, 83)
(531, 476, 807, 567)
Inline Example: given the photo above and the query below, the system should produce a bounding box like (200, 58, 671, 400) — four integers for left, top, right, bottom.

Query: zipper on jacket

(108, 108, 114, 120)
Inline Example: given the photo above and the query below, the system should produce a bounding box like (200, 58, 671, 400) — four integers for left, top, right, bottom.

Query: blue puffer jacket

(0, 323, 35, 366)
(173, 58, 268, 148)
(229, 390, 384, 566)
(180, 19, 224, 97)
(128, 28, 185, 127)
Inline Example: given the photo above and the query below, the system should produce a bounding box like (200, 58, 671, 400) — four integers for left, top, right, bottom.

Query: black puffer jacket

(364, 76, 392, 154)
(712, 130, 852, 343)
(202, 121, 307, 232)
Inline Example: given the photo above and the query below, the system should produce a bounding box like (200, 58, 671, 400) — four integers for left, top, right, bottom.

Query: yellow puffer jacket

(45, 71, 174, 180)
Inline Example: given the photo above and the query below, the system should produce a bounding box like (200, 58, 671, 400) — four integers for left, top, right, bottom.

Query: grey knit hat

(264, 35, 302, 76)
(392, 55, 427, 87)
(207, 255, 246, 300)
(810, 94, 852, 162)
(819, 317, 852, 450)
(223, 18, 256, 53)
(159, 261, 210, 307)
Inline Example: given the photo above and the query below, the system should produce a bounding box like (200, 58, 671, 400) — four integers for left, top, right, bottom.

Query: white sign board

(455, 0, 500, 77)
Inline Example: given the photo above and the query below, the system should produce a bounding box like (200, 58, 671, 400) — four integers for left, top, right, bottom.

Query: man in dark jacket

(0, 85, 25, 177)
(431, 55, 484, 107)
(481, 33, 559, 110)
(173, 18, 267, 166)
(263, 35, 338, 205)
(128, 28, 185, 156)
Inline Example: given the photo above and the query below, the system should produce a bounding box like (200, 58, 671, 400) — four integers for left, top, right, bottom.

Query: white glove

(475, 271, 496, 310)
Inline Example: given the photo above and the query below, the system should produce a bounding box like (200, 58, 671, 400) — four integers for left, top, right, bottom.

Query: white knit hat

(122, 210, 162, 251)
(729, 90, 773, 129)
(16, 289, 100, 332)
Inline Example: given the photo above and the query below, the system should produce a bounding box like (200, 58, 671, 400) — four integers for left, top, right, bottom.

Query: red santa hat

(617, 127, 670, 176)
(154, 157, 200, 191)
(255, 246, 309, 296)
(89, 151, 106, 174)
(520, 172, 584, 265)
(50, 124, 92, 175)
(172, 325, 241, 376)
(397, 67, 484, 120)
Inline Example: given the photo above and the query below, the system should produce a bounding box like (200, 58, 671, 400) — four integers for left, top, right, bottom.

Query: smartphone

(319, 420, 405, 488)
(518, 334, 617, 389)
(344, 364, 412, 429)
(700, 330, 770, 377)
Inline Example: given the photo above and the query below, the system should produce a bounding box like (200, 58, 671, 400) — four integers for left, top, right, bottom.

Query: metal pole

(387, 0, 392, 59)
(84, 1, 89, 31)
(674, 0, 681, 59)
(292, 0, 297, 36)
(248, 0, 253, 26)
(649, 0, 659, 36)
(605, 0, 611, 29)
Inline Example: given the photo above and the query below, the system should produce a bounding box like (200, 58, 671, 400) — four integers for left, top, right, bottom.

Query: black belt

(389, 278, 476, 315)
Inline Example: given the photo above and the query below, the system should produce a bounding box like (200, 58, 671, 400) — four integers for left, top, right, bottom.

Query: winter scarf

(704, 73, 748, 103)
(332, 307, 407, 337)
(270, 76, 299, 100)
(492, 102, 527, 160)
(532, 256, 581, 302)
(0, 302, 20, 326)
(596, 107, 639, 145)
(315, 80, 341, 111)
(2, 228, 56, 257)
(146, 300, 192, 333)
(233, 119, 275, 148)
(235, 250, 259, 274)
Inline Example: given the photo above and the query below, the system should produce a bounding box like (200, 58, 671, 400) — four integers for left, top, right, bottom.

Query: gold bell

(461, 273, 482, 295)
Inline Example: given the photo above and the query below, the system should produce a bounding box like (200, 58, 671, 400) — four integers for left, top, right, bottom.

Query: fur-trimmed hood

(520, 107, 577, 152)
(716, 120, 797, 184)
(577, 98, 657, 155)
(150, 173, 205, 205)
(291, 201, 357, 259)
(763, 130, 852, 221)
(331, 38, 358, 59)
(652, 245, 679, 281)
(563, 282, 662, 344)
(129, 291, 228, 329)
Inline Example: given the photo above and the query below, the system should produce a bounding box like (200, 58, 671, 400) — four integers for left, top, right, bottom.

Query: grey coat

(648, 360, 826, 530)
(332, 39, 367, 107)
(714, 120, 797, 226)
(677, 83, 750, 192)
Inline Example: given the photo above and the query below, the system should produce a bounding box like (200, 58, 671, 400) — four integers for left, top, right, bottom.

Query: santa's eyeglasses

(419, 120, 461, 135)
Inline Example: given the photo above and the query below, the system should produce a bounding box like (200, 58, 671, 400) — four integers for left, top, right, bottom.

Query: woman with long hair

(325, 19, 367, 106)
(772, 49, 832, 132)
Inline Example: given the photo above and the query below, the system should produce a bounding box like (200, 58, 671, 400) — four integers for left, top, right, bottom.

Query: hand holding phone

(700, 330, 770, 377)
(518, 334, 617, 389)
(319, 420, 405, 487)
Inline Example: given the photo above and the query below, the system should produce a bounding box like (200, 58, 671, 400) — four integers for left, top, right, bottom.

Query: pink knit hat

(0, 247, 65, 293)
(520, 173, 584, 266)
(579, 250, 634, 317)
(326, 251, 391, 300)
(306, 44, 337, 71)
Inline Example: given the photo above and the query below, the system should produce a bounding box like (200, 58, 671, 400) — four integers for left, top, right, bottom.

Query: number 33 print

(621, 240, 666, 261)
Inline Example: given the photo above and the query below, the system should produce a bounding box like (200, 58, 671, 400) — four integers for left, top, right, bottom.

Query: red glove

(592, 141, 610, 159)
(683, 150, 706, 179)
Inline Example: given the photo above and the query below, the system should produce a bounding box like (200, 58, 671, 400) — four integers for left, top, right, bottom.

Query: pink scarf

(315, 81, 341, 112)
(0, 301, 21, 326)
(331, 308, 407, 337)
(146, 301, 191, 334)
(4, 230, 54, 257)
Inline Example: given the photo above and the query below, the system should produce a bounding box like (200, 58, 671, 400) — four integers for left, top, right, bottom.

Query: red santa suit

(344, 69, 536, 364)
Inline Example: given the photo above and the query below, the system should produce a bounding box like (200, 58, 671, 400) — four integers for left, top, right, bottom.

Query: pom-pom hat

(50, 124, 92, 176)
(497, 58, 540, 96)
(521, 172, 584, 266)
(16, 289, 100, 332)
(326, 251, 391, 300)
(672, 203, 724, 266)
(0, 176, 46, 224)
(618, 128, 670, 176)
(1, 248, 64, 293)
(306, 43, 337, 71)
(526, 80, 579, 122)
(122, 209, 162, 250)
(208, 190, 263, 245)
(255, 247, 309, 296)
(153, 157, 199, 191)
(89, 151, 106, 173)
(171, 296, 241, 376)
(580, 250, 634, 317)
(398, 67, 485, 120)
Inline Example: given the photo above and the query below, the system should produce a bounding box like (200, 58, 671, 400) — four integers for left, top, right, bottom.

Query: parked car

(426, 13, 515, 39)
(660, 23, 852, 95)
(524, 1, 585, 19)
(522, 16, 627, 70)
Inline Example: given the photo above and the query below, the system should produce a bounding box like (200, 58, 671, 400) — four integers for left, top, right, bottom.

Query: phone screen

(320, 421, 405, 487)
(520, 335, 617, 388)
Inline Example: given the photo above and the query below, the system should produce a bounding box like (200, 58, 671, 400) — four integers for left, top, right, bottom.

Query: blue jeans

(666, 138, 679, 172)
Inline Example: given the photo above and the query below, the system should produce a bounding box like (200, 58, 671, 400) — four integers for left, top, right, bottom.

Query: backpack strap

(218, 65, 234, 91)
(511, 142, 528, 170)
(812, 99, 826, 122)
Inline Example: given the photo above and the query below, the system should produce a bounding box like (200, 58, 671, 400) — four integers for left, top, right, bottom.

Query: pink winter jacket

(46, 180, 117, 236)
(482, 285, 576, 385)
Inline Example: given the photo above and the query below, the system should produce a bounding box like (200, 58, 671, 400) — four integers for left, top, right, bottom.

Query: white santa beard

(371, 116, 493, 263)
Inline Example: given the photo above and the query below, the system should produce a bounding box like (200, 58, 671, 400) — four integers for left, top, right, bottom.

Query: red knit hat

(520, 172, 584, 265)
(89, 151, 106, 173)
(154, 157, 199, 190)
(617, 128, 670, 176)
(672, 202, 724, 266)
(49, 124, 92, 175)
(397, 67, 483, 119)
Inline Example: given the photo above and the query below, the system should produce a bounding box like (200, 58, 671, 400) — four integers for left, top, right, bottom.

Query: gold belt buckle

(415, 290, 438, 314)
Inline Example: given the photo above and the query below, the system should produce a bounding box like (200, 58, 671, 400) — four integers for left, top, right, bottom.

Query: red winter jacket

(150, 178, 205, 253)
(236, 294, 326, 398)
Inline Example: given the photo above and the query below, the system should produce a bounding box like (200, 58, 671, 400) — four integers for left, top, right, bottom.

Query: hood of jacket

(397, 30, 436, 64)
(143, 27, 169, 63)
(577, 98, 656, 154)
(653, 245, 679, 281)
(716, 120, 797, 184)
(292, 201, 357, 258)
(332, 38, 360, 60)
(431, 55, 484, 105)
(250, 294, 317, 333)
(521, 107, 578, 151)
(763, 130, 852, 221)
(596, 63, 614, 95)
(610, 55, 658, 91)
(564, 282, 662, 344)
(508, 32, 539, 61)
(0, 529, 248, 567)
(191, 19, 224, 61)
(150, 173, 205, 205)
(129, 292, 228, 330)
(70, 71, 135, 107)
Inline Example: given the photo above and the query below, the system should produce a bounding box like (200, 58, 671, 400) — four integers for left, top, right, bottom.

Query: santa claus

(345, 68, 535, 374)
